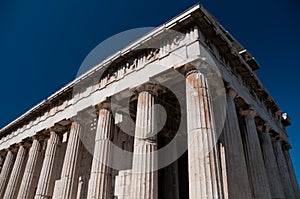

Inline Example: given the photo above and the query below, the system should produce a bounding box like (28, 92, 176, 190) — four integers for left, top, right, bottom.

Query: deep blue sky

(0, 0, 299, 181)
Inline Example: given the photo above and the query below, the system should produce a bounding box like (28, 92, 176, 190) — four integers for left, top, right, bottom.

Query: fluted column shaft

(4, 145, 26, 199)
(242, 111, 272, 199)
(283, 149, 300, 198)
(18, 138, 41, 198)
(186, 70, 222, 199)
(35, 131, 60, 199)
(87, 108, 113, 199)
(57, 121, 82, 199)
(130, 89, 158, 199)
(273, 140, 296, 199)
(0, 155, 3, 173)
(0, 151, 14, 198)
(219, 142, 228, 199)
(0, 154, 4, 173)
(222, 91, 252, 199)
(260, 129, 285, 198)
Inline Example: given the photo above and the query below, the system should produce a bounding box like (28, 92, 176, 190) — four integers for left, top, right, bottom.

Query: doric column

(273, 140, 296, 199)
(35, 131, 60, 199)
(87, 101, 113, 199)
(259, 125, 285, 198)
(130, 84, 158, 199)
(185, 69, 222, 199)
(219, 142, 228, 199)
(0, 155, 3, 172)
(56, 121, 82, 199)
(0, 150, 14, 198)
(241, 109, 272, 199)
(283, 149, 300, 198)
(3, 145, 27, 199)
(222, 89, 252, 199)
(18, 137, 41, 198)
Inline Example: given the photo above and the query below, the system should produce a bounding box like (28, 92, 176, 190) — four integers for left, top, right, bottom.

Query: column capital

(239, 107, 256, 118)
(270, 135, 278, 143)
(178, 62, 196, 76)
(31, 135, 38, 140)
(226, 87, 238, 98)
(277, 139, 290, 150)
(282, 143, 291, 150)
(8, 145, 18, 153)
(25, 135, 41, 143)
(43, 128, 61, 141)
(135, 83, 165, 96)
(273, 135, 283, 144)
(17, 142, 27, 148)
(257, 124, 271, 133)
(19, 142, 31, 151)
(31, 133, 48, 141)
(46, 127, 55, 133)
(96, 97, 111, 111)
(185, 68, 198, 77)
(21, 139, 33, 148)
(2, 148, 11, 153)
(178, 57, 211, 77)
(0, 150, 8, 156)
(70, 116, 85, 125)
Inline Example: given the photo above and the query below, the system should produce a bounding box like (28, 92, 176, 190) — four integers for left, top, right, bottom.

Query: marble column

(18, 138, 41, 198)
(241, 110, 272, 199)
(0, 150, 14, 198)
(185, 69, 222, 199)
(273, 140, 296, 199)
(219, 142, 228, 199)
(0, 155, 3, 172)
(259, 126, 285, 199)
(222, 90, 252, 199)
(130, 85, 158, 199)
(57, 121, 82, 199)
(283, 149, 300, 198)
(3, 145, 27, 199)
(87, 106, 113, 199)
(35, 131, 60, 199)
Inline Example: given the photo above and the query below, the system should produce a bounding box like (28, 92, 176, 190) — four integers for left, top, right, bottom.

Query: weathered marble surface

(0, 4, 298, 199)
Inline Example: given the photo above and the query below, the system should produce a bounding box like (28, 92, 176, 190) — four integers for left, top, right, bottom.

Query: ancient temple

(0, 4, 299, 199)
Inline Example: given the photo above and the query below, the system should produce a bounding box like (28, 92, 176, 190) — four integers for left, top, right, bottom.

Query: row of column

(184, 66, 299, 199)
(223, 92, 299, 198)
(221, 92, 299, 199)
(0, 125, 81, 198)
(0, 67, 299, 199)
